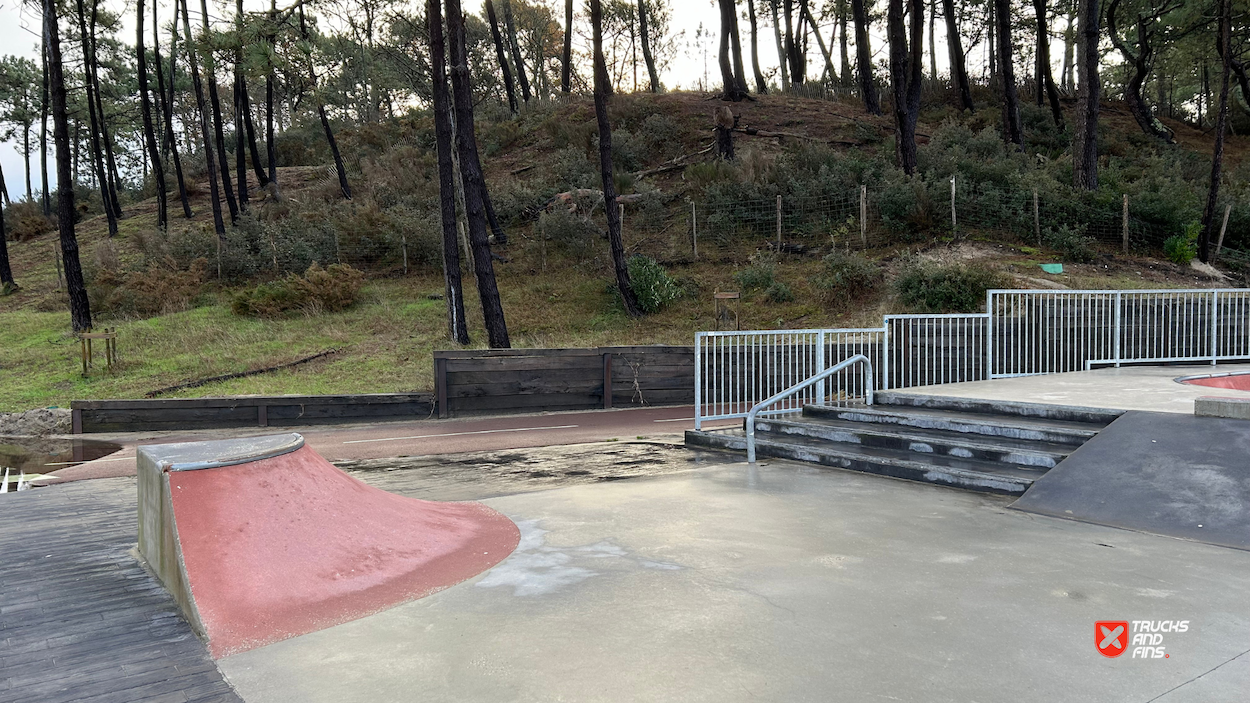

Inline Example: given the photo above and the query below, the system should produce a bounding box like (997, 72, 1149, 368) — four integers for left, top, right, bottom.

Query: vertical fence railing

(697, 289, 1250, 426)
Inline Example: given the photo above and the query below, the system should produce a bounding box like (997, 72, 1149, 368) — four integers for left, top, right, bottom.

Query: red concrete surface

(1182, 374, 1250, 391)
(168, 445, 520, 658)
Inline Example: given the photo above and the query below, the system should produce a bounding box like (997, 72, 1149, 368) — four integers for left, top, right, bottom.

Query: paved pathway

(0, 478, 241, 703)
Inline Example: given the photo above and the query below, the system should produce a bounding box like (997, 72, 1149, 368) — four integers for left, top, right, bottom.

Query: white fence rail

(695, 288, 1250, 428)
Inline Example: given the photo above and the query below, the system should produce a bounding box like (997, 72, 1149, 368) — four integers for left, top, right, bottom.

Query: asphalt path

(43, 406, 741, 483)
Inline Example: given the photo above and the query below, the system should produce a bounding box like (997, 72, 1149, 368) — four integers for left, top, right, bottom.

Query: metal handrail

(745, 354, 874, 463)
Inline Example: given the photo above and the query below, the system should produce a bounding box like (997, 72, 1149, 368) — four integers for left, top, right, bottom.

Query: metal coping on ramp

(137, 434, 521, 658)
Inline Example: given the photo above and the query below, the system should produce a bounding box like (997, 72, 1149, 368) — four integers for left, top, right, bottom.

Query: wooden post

(859, 185, 867, 247)
(691, 201, 698, 260)
(216, 237, 222, 280)
(53, 243, 64, 290)
(950, 176, 957, 237)
(257, 404, 268, 427)
(602, 352, 613, 409)
(401, 234, 409, 275)
(1033, 189, 1040, 244)
(775, 195, 782, 247)
(1214, 204, 1232, 263)
(1122, 194, 1130, 254)
(435, 356, 449, 419)
(80, 335, 88, 375)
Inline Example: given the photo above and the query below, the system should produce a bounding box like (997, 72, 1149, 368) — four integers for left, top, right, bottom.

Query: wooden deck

(0, 478, 241, 703)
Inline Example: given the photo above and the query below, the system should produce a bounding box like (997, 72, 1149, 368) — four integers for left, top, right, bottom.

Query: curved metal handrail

(745, 354, 874, 463)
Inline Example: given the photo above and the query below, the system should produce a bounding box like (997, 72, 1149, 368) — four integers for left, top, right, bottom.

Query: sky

(0, 0, 955, 200)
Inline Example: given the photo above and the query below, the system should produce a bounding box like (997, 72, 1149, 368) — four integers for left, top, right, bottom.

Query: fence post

(950, 176, 957, 237)
(694, 333, 702, 429)
(435, 355, 449, 419)
(52, 243, 64, 290)
(602, 351, 613, 409)
(815, 330, 827, 405)
(401, 234, 409, 275)
(985, 290, 993, 378)
(860, 185, 867, 247)
(1121, 194, 1129, 254)
(691, 201, 698, 260)
(1113, 291, 1122, 367)
(775, 195, 783, 247)
(1033, 189, 1040, 244)
(1211, 291, 1220, 366)
(1214, 204, 1231, 263)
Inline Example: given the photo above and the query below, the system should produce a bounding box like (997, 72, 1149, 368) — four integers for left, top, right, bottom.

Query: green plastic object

(1040, 263, 1064, 274)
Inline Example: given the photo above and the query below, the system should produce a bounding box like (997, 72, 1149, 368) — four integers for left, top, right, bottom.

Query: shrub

(813, 251, 884, 307)
(734, 251, 778, 291)
(538, 208, 601, 261)
(765, 281, 794, 303)
(627, 255, 681, 313)
(1044, 224, 1097, 263)
(1163, 222, 1200, 265)
(4, 201, 54, 241)
(894, 261, 1009, 313)
(231, 263, 365, 317)
(88, 257, 209, 317)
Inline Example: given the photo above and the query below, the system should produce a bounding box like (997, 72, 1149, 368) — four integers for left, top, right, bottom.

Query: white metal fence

(694, 288, 1250, 428)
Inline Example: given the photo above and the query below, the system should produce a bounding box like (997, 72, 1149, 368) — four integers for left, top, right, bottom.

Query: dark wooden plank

(0, 481, 241, 703)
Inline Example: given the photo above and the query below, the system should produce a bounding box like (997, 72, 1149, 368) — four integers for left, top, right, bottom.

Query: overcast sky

(0, 0, 945, 199)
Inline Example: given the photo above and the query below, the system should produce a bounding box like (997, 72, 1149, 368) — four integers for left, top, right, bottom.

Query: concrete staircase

(685, 392, 1123, 495)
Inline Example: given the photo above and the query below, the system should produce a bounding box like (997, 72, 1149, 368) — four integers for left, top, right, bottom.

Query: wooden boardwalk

(0, 478, 240, 703)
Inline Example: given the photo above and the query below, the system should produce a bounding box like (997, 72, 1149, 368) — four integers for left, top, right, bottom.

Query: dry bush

(5, 202, 55, 242)
(89, 257, 209, 317)
(230, 262, 364, 317)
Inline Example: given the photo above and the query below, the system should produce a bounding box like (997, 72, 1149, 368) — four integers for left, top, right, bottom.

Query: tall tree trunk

(266, 0, 279, 191)
(770, 0, 790, 90)
(1061, 8, 1075, 91)
(41, 41, 50, 216)
(45, 0, 92, 331)
(801, 0, 837, 86)
(74, 0, 117, 238)
(87, 1, 122, 220)
(427, 0, 470, 344)
(240, 85, 268, 187)
(136, 0, 168, 228)
(1199, 0, 1232, 263)
(851, 0, 880, 114)
(1106, 0, 1173, 143)
(995, 0, 1023, 146)
(639, 0, 664, 92)
(941, 0, 973, 110)
(745, 0, 767, 93)
(928, 0, 937, 79)
(561, 0, 573, 93)
(718, 0, 748, 100)
(1033, 0, 1063, 125)
(484, 0, 518, 112)
(838, 0, 852, 86)
(446, 0, 510, 348)
(299, 7, 351, 200)
(590, 0, 643, 318)
(502, 0, 531, 103)
(179, 0, 227, 236)
(1072, 0, 1100, 191)
(728, 0, 749, 97)
(888, 0, 923, 173)
(154, 1, 192, 218)
(200, 0, 239, 223)
(0, 163, 13, 291)
(23, 127, 32, 200)
(232, 0, 248, 212)
(784, 0, 805, 83)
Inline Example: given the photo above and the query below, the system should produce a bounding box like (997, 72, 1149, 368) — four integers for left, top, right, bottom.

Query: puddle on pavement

(337, 441, 731, 502)
(0, 437, 122, 489)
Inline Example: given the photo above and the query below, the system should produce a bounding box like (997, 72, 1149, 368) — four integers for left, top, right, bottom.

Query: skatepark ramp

(137, 434, 519, 657)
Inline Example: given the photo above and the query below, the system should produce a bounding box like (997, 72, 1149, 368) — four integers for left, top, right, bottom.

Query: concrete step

(874, 392, 1124, 425)
(802, 404, 1102, 446)
(685, 428, 1044, 495)
(754, 416, 1071, 469)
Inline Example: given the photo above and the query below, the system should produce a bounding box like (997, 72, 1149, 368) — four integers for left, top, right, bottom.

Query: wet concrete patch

(334, 441, 731, 501)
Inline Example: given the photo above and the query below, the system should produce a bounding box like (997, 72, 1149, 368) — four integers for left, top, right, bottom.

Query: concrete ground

(218, 455, 1250, 703)
(912, 363, 1250, 414)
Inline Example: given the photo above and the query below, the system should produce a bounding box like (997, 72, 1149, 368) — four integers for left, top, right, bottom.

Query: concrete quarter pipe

(137, 434, 519, 657)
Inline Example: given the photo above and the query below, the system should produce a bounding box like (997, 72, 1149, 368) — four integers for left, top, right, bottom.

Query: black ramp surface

(1011, 411, 1250, 550)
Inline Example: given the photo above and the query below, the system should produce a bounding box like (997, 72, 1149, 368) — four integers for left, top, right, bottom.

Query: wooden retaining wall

(71, 393, 435, 433)
(434, 346, 695, 418)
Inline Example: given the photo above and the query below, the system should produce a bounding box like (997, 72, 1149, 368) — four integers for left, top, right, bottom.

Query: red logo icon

(1097, 621, 1130, 658)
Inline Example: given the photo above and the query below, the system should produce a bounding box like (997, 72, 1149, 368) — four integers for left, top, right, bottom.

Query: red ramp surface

(138, 435, 519, 658)
(1180, 371, 1250, 391)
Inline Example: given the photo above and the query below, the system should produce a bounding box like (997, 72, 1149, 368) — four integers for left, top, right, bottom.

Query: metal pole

(1211, 291, 1220, 366)
(694, 333, 702, 429)
(1121, 194, 1130, 254)
(860, 185, 867, 247)
(950, 176, 957, 237)
(1113, 291, 1122, 367)
(1214, 204, 1231, 263)
(816, 330, 826, 405)
(776, 195, 782, 247)
(1033, 189, 1040, 244)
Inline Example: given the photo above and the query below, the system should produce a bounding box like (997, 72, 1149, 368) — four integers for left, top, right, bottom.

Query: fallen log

(144, 349, 340, 398)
